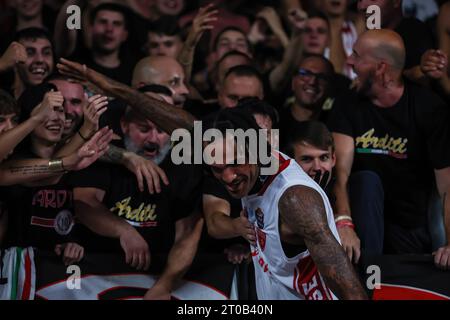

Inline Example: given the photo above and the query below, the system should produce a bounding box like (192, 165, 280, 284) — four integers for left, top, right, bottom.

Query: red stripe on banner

(373, 284, 450, 300)
(30, 216, 54, 228)
(21, 250, 32, 300)
(258, 154, 290, 196)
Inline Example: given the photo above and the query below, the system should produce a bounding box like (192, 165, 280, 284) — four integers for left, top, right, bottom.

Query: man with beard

(48, 75, 107, 140)
(357, 0, 434, 84)
(279, 54, 334, 148)
(328, 29, 450, 269)
(71, 87, 203, 300)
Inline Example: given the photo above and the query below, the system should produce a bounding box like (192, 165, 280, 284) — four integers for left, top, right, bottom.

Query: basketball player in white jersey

(202, 109, 367, 300)
(57, 58, 368, 300)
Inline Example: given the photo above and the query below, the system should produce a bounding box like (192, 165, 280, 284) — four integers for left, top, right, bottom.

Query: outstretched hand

(57, 58, 88, 82)
(66, 127, 113, 171)
(123, 152, 169, 194)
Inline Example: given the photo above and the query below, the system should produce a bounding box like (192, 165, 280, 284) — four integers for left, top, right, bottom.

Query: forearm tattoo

(100, 144, 124, 164)
(7, 164, 63, 175)
(279, 185, 367, 300)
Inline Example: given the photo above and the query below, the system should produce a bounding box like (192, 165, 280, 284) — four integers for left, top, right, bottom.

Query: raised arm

(279, 185, 367, 300)
(0, 90, 59, 161)
(268, 33, 304, 94)
(0, 127, 112, 186)
(177, 4, 218, 82)
(57, 58, 196, 134)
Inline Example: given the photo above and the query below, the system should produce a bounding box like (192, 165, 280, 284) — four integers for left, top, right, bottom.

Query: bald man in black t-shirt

(328, 29, 450, 270)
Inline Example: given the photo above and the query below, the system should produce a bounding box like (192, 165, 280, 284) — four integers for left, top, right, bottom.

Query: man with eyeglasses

(279, 54, 335, 148)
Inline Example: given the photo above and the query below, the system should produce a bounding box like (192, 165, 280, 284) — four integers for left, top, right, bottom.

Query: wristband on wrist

(77, 130, 89, 141)
(336, 221, 355, 229)
(334, 215, 353, 223)
(48, 158, 64, 172)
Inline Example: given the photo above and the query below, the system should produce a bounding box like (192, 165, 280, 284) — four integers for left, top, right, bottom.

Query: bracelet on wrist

(336, 221, 355, 229)
(48, 158, 65, 172)
(334, 215, 353, 223)
(77, 130, 90, 141)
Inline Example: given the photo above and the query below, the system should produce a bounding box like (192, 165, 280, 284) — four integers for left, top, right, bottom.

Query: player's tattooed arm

(57, 58, 196, 134)
(279, 185, 368, 300)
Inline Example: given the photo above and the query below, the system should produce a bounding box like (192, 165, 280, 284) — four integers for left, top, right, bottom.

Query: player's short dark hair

(90, 3, 130, 29)
(283, 121, 335, 158)
(224, 64, 264, 86)
(0, 89, 19, 116)
(202, 107, 272, 170)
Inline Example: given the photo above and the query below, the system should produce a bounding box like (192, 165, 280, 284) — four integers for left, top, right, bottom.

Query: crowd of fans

(0, 0, 449, 300)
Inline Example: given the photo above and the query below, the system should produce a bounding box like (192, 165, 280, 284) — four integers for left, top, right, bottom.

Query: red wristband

(336, 221, 355, 229)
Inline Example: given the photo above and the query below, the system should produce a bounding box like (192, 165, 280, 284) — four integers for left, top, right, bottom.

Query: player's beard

(124, 136, 171, 165)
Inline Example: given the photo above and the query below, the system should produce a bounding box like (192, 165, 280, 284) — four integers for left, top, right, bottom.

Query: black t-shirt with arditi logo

(328, 80, 450, 228)
(70, 159, 203, 254)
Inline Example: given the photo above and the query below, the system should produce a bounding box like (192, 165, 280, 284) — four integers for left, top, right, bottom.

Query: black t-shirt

(69, 43, 137, 86)
(395, 18, 434, 70)
(70, 159, 203, 254)
(81, 55, 135, 86)
(328, 80, 450, 228)
(4, 174, 78, 250)
(278, 105, 331, 149)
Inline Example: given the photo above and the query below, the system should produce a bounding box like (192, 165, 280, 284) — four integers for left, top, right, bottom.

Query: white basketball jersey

(241, 152, 341, 300)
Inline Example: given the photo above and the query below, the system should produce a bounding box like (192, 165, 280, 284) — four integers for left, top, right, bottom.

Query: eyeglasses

(297, 68, 330, 83)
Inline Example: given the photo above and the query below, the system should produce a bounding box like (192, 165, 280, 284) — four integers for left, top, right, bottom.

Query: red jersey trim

(257, 153, 291, 196)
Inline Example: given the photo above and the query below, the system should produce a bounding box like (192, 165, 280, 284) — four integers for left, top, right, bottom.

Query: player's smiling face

(206, 135, 259, 199)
